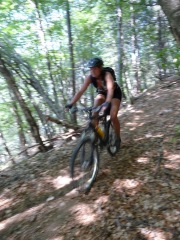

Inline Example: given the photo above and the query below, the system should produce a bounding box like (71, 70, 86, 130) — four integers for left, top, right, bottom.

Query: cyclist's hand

(65, 103, 73, 111)
(102, 101, 111, 112)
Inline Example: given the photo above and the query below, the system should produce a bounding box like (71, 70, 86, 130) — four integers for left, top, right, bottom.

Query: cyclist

(65, 57, 122, 149)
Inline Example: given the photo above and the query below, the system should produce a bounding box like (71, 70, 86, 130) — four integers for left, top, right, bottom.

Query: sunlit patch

(126, 120, 146, 130)
(164, 154, 180, 169)
(50, 237, 64, 240)
(65, 188, 79, 198)
(164, 209, 180, 222)
(112, 179, 142, 195)
(129, 127, 137, 131)
(147, 133, 164, 138)
(129, 109, 144, 114)
(125, 122, 138, 127)
(134, 137, 145, 141)
(71, 203, 97, 225)
(0, 196, 13, 211)
(95, 195, 109, 205)
(53, 175, 72, 189)
(0, 203, 45, 231)
(139, 227, 173, 240)
(58, 169, 69, 176)
(134, 116, 141, 120)
(137, 157, 150, 164)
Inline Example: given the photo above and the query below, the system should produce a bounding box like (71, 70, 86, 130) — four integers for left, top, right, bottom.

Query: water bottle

(96, 126, 105, 139)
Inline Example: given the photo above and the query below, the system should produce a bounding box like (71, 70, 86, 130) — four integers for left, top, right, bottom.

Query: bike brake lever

(92, 105, 102, 113)
(70, 106, 78, 113)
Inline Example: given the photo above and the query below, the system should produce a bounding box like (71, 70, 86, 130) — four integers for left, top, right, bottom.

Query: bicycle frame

(80, 108, 111, 147)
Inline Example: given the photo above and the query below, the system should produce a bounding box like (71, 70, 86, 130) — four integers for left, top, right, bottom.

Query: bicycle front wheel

(107, 121, 119, 156)
(70, 137, 99, 194)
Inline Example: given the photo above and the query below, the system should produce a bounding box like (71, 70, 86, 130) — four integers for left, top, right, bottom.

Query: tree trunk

(10, 96, 29, 157)
(0, 41, 62, 118)
(116, 0, 126, 99)
(0, 57, 48, 152)
(25, 86, 53, 140)
(33, 0, 60, 110)
(116, 0, 123, 86)
(158, 0, 180, 45)
(130, 2, 141, 94)
(66, 0, 77, 123)
(0, 131, 11, 157)
(157, 10, 167, 79)
(0, 131, 15, 164)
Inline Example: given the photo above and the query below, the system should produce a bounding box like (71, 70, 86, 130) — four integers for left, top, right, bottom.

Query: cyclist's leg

(93, 94, 106, 126)
(110, 98, 121, 144)
(94, 94, 105, 107)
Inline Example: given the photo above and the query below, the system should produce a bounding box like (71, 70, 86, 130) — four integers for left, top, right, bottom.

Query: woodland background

(0, 0, 179, 164)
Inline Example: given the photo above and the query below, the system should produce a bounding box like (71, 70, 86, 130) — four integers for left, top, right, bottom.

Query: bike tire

(107, 120, 119, 156)
(70, 137, 99, 194)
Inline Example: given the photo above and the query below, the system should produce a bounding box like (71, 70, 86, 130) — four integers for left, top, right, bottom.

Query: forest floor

(0, 77, 180, 240)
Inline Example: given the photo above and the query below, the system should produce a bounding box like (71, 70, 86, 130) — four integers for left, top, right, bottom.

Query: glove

(102, 102, 111, 109)
(65, 103, 73, 109)
(102, 102, 111, 114)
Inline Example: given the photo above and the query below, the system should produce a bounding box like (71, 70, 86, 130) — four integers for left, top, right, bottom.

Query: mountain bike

(69, 104, 119, 194)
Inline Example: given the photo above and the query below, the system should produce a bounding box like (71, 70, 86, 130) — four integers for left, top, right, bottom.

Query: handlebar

(70, 105, 107, 119)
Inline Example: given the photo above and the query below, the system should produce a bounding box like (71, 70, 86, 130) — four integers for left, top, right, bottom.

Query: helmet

(87, 58, 104, 68)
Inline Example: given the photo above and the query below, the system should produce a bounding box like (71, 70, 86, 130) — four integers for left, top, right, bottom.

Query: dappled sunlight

(0, 203, 45, 231)
(139, 227, 173, 240)
(58, 168, 69, 177)
(95, 195, 109, 205)
(145, 133, 164, 139)
(125, 120, 146, 130)
(71, 203, 98, 225)
(53, 175, 72, 189)
(38, 168, 71, 191)
(163, 209, 179, 223)
(136, 157, 150, 164)
(146, 91, 161, 100)
(122, 104, 144, 114)
(112, 179, 142, 195)
(134, 133, 164, 141)
(125, 122, 138, 127)
(129, 122, 145, 130)
(65, 188, 78, 198)
(164, 154, 180, 169)
(0, 195, 13, 211)
(125, 120, 141, 131)
(50, 237, 64, 240)
(129, 109, 144, 114)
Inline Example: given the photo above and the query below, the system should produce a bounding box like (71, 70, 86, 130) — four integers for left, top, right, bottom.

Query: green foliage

(175, 124, 180, 136)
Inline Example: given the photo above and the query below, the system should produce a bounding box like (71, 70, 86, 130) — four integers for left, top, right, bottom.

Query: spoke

(70, 138, 99, 193)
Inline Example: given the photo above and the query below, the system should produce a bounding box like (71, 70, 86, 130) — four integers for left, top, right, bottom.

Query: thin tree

(33, 0, 60, 110)
(0, 130, 15, 164)
(130, 1, 141, 94)
(116, 0, 123, 86)
(0, 56, 48, 152)
(157, 9, 167, 79)
(66, 0, 77, 123)
(116, 0, 126, 99)
(9, 95, 28, 157)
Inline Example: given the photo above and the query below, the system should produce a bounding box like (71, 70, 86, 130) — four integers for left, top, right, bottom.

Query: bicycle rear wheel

(107, 121, 119, 156)
(70, 137, 99, 194)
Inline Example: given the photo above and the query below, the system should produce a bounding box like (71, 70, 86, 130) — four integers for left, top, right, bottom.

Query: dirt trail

(0, 77, 180, 240)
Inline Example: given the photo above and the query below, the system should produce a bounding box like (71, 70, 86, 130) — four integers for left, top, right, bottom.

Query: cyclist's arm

(105, 72, 114, 103)
(70, 76, 91, 105)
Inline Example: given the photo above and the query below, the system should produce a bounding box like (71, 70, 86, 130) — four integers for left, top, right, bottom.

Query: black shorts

(97, 82, 122, 101)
